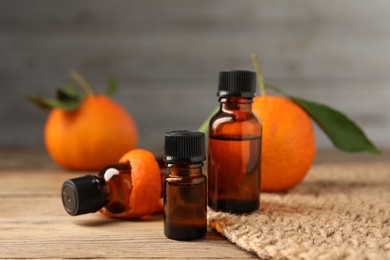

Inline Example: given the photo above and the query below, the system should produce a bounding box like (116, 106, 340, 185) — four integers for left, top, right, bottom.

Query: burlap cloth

(208, 162, 390, 259)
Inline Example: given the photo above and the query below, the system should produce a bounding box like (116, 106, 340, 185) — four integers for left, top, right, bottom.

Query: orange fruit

(45, 95, 138, 170)
(100, 149, 162, 218)
(252, 95, 316, 191)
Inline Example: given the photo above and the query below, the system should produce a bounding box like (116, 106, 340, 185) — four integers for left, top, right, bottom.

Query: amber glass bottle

(208, 70, 262, 213)
(61, 163, 132, 216)
(164, 130, 207, 240)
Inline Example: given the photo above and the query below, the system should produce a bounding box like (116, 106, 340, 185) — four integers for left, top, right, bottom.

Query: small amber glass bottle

(208, 70, 262, 213)
(163, 130, 207, 240)
(61, 163, 132, 216)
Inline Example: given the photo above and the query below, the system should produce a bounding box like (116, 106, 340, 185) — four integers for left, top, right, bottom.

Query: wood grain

(0, 149, 256, 258)
(1, 203, 255, 258)
(0, 170, 255, 259)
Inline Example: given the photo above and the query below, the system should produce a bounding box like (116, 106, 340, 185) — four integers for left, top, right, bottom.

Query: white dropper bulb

(104, 168, 120, 182)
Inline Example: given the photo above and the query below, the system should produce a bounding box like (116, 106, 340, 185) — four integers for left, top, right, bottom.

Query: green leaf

(28, 81, 84, 111)
(265, 84, 381, 154)
(106, 75, 118, 96)
(27, 95, 82, 111)
(56, 82, 80, 101)
(198, 106, 219, 133)
(63, 82, 79, 96)
(293, 97, 380, 154)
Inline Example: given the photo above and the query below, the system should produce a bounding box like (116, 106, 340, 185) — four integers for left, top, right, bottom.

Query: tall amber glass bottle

(164, 130, 207, 240)
(208, 70, 262, 213)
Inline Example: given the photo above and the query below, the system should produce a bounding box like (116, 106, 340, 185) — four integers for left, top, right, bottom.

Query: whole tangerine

(45, 95, 138, 170)
(252, 95, 316, 192)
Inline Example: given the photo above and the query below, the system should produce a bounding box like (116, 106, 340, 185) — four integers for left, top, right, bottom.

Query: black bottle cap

(218, 70, 257, 97)
(61, 175, 106, 216)
(164, 130, 205, 163)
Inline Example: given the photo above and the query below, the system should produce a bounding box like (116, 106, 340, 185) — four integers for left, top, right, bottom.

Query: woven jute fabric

(208, 162, 390, 259)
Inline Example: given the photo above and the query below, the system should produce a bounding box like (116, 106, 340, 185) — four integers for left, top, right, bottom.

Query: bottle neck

(88, 176, 108, 207)
(166, 162, 203, 177)
(219, 97, 253, 112)
(100, 163, 132, 214)
(99, 162, 131, 178)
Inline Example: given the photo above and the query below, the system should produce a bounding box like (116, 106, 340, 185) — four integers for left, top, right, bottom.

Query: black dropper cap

(61, 175, 107, 216)
(217, 70, 257, 97)
(164, 130, 205, 163)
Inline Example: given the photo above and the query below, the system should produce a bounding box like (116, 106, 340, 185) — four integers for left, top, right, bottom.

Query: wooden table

(0, 149, 386, 259)
(0, 149, 256, 259)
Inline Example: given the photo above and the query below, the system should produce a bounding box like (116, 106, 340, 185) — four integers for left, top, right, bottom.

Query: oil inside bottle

(208, 135, 261, 213)
(164, 173, 207, 240)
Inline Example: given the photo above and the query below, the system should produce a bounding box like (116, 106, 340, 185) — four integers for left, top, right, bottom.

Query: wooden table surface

(0, 149, 387, 259)
(0, 149, 257, 259)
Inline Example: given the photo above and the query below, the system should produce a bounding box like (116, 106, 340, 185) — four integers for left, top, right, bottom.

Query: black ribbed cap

(61, 175, 107, 216)
(218, 70, 257, 97)
(164, 130, 205, 163)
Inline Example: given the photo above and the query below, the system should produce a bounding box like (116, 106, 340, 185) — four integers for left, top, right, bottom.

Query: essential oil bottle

(163, 130, 207, 240)
(208, 70, 262, 213)
(61, 163, 132, 216)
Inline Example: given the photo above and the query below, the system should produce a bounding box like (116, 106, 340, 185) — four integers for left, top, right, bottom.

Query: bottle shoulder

(165, 174, 206, 185)
(211, 109, 261, 123)
(209, 110, 262, 139)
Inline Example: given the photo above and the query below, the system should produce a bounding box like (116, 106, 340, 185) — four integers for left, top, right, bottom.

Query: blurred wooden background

(0, 0, 389, 152)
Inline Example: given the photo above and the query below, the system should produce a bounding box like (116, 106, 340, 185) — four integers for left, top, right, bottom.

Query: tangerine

(45, 95, 138, 170)
(100, 149, 162, 218)
(252, 95, 316, 191)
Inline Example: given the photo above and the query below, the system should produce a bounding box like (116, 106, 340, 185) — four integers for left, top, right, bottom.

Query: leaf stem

(251, 53, 266, 96)
(198, 106, 219, 133)
(69, 70, 95, 96)
(265, 83, 284, 95)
